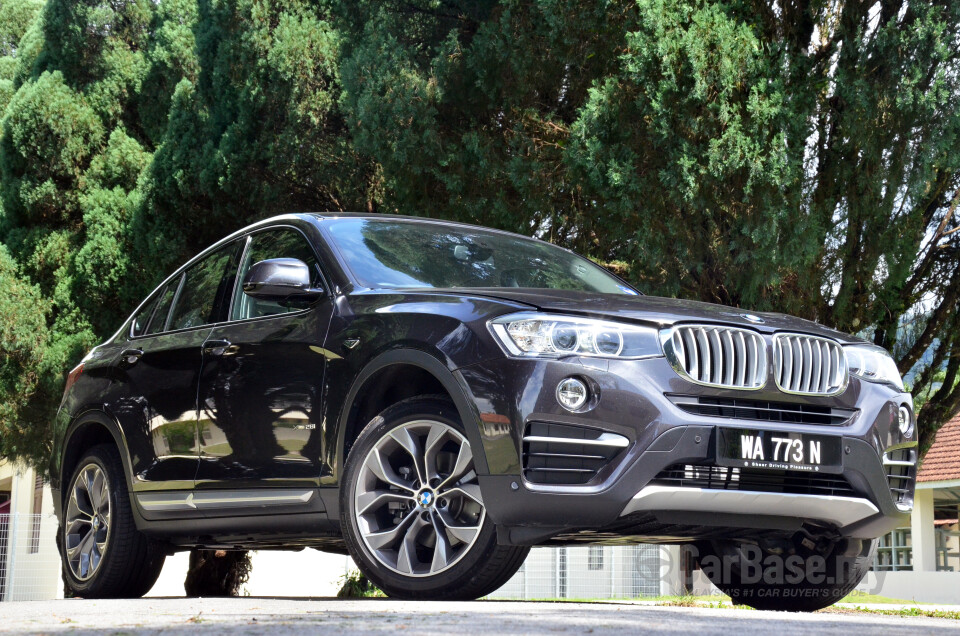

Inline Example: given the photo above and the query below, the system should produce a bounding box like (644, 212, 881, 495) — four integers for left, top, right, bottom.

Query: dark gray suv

(51, 213, 914, 610)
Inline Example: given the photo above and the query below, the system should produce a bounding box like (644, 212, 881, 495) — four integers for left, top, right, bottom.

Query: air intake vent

(667, 394, 857, 426)
(773, 334, 847, 395)
(522, 422, 629, 486)
(652, 464, 856, 497)
(662, 325, 766, 389)
(883, 447, 916, 511)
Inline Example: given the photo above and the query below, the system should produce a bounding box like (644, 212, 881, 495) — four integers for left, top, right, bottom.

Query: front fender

(333, 348, 490, 480)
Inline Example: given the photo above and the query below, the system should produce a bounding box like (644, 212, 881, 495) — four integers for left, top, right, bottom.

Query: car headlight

(489, 312, 662, 359)
(844, 344, 904, 391)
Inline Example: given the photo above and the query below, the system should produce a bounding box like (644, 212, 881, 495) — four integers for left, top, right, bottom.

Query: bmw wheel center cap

(417, 490, 434, 508)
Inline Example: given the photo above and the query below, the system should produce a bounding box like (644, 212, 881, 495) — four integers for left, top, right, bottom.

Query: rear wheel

(697, 534, 877, 611)
(341, 396, 528, 599)
(60, 444, 165, 598)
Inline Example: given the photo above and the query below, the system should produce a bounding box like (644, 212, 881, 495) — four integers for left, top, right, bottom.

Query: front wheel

(340, 396, 528, 599)
(697, 534, 877, 611)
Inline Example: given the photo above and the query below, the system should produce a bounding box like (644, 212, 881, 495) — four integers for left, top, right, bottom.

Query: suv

(52, 213, 914, 610)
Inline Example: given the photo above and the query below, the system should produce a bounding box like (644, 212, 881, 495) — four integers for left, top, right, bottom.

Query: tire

(696, 535, 877, 611)
(340, 396, 529, 600)
(60, 444, 166, 598)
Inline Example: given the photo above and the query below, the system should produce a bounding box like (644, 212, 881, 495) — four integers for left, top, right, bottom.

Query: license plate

(716, 428, 843, 473)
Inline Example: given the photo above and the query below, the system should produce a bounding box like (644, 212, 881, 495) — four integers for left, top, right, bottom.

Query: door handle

(119, 348, 143, 366)
(202, 339, 233, 356)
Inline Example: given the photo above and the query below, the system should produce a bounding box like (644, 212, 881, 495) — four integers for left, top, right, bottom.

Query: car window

(324, 218, 639, 295)
(231, 228, 323, 321)
(168, 241, 243, 331)
(131, 293, 161, 337)
(144, 279, 180, 335)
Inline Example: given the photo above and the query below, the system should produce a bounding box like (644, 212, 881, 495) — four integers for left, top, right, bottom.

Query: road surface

(0, 597, 957, 635)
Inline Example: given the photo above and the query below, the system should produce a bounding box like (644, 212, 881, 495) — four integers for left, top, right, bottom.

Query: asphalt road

(0, 598, 958, 635)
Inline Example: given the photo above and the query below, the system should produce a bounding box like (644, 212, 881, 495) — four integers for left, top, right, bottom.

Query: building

(912, 410, 960, 575)
(856, 411, 960, 602)
(0, 461, 62, 602)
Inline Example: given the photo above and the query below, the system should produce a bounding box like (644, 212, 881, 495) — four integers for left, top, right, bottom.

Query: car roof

(305, 211, 537, 240)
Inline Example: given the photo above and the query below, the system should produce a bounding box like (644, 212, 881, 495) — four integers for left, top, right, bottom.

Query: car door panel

(105, 271, 203, 489)
(195, 226, 334, 491)
(107, 239, 244, 491)
(109, 326, 213, 487)
(195, 310, 332, 489)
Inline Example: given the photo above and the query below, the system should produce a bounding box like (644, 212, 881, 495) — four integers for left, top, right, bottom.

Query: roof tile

(918, 411, 960, 483)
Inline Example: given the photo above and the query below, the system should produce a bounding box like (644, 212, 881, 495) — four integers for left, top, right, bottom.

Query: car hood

(420, 288, 864, 344)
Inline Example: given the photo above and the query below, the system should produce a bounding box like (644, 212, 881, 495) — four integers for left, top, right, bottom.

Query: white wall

(488, 545, 668, 600)
(147, 549, 352, 598)
(0, 463, 63, 602)
(856, 571, 960, 604)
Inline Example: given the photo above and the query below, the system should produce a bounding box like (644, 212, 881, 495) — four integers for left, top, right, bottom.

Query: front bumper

(456, 354, 915, 544)
(621, 486, 879, 528)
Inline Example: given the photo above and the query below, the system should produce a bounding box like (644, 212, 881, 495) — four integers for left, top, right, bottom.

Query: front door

(195, 227, 334, 490)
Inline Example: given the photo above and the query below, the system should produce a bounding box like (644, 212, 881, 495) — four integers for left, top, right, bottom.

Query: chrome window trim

(225, 225, 332, 323)
(123, 223, 333, 342)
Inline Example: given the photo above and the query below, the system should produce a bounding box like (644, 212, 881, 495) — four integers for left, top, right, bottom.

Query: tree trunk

(184, 549, 252, 597)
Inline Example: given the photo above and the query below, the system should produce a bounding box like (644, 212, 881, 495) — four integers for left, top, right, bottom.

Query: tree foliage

(0, 0, 958, 468)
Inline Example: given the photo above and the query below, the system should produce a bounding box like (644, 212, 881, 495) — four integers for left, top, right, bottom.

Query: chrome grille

(773, 334, 847, 395)
(663, 325, 766, 389)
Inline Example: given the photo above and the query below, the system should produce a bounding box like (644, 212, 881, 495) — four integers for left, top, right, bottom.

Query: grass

(650, 591, 959, 620)
(827, 606, 960, 620)
(492, 591, 960, 620)
(837, 591, 929, 605)
(337, 570, 386, 598)
(337, 580, 956, 619)
(654, 595, 734, 609)
(490, 592, 908, 607)
(643, 591, 931, 607)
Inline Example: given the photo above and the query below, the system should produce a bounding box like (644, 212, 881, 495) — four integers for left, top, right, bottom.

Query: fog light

(557, 377, 588, 411)
(898, 406, 912, 435)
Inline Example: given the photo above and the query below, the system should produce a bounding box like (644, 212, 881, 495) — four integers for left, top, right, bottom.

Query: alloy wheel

(354, 419, 485, 576)
(64, 464, 112, 581)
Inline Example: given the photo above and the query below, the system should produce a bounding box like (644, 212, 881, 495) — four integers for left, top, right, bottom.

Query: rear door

(195, 226, 334, 491)
(109, 240, 243, 491)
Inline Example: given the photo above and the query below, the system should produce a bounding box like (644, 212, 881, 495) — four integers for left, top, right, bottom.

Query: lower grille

(668, 394, 857, 426)
(522, 422, 629, 486)
(652, 463, 856, 497)
(883, 447, 916, 511)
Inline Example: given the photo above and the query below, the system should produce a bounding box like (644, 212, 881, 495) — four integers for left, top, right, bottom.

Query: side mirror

(242, 258, 323, 302)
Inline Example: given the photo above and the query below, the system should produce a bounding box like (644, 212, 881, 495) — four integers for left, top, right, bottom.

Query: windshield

(324, 218, 639, 295)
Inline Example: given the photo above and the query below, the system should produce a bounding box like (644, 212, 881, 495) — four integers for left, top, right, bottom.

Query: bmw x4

(52, 213, 915, 610)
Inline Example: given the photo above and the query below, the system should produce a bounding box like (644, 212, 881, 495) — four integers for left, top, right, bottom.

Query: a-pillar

(911, 487, 937, 571)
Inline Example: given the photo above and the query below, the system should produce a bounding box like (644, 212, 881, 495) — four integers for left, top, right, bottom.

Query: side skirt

(132, 488, 343, 551)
